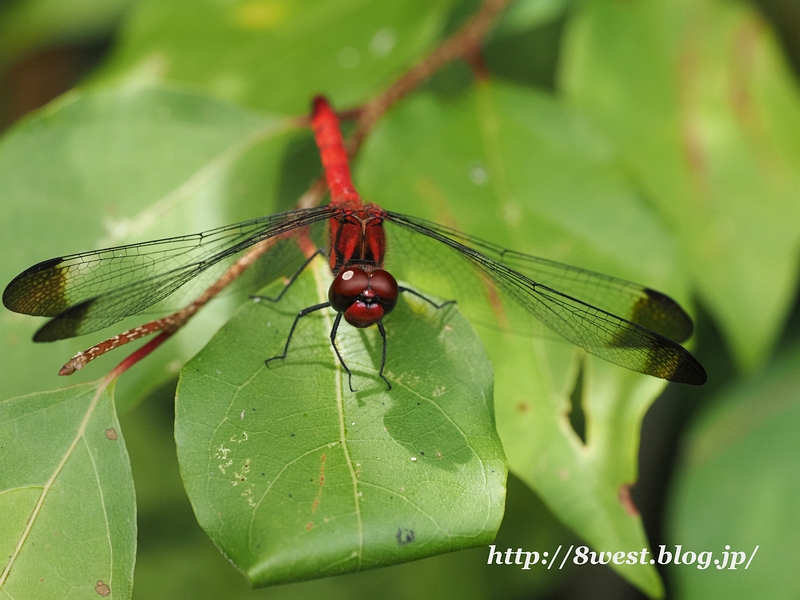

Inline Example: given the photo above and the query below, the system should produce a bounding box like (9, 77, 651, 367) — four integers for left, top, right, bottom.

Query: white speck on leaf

(370, 28, 396, 57)
(469, 164, 489, 185)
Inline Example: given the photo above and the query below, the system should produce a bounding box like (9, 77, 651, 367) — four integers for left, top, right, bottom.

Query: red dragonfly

(3, 96, 706, 390)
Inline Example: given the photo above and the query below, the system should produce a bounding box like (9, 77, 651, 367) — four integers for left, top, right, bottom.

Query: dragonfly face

(328, 267, 398, 328)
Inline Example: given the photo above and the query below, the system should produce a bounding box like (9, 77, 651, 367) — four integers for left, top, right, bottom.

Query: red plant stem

(103, 331, 173, 382)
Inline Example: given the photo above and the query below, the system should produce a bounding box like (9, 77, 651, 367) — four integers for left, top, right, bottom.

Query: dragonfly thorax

(328, 205, 387, 274)
(328, 267, 398, 328)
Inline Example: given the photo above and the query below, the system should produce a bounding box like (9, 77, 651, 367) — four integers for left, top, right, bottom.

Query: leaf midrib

(310, 259, 364, 567)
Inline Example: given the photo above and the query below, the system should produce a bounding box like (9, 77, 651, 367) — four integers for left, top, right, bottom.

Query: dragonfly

(2, 96, 707, 390)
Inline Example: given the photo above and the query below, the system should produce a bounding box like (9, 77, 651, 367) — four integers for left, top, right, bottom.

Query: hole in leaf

(568, 362, 586, 444)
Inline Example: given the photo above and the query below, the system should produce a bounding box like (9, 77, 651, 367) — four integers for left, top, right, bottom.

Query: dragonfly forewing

(383, 211, 706, 385)
(3, 206, 335, 341)
(385, 212, 694, 343)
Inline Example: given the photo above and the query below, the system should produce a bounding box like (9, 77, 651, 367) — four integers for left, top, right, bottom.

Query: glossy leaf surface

(176, 260, 506, 585)
(0, 382, 135, 599)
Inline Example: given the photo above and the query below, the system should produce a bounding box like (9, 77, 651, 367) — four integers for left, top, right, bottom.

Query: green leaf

(175, 258, 506, 586)
(93, 0, 460, 114)
(560, 0, 800, 371)
(667, 342, 800, 599)
(356, 83, 686, 596)
(0, 85, 296, 407)
(0, 381, 135, 599)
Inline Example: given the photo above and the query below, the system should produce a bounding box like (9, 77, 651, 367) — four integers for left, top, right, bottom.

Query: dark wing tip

(646, 339, 707, 386)
(3, 256, 67, 315)
(630, 325, 706, 386)
(32, 298, 96, 342)
(668, 352, 707, 385)
(636, 287, 695, 343)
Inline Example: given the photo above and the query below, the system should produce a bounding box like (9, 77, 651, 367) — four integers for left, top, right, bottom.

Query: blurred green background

(1, 0, 800, 598)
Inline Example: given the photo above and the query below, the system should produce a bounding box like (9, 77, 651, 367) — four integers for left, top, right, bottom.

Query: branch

(348, 0, 510, 153)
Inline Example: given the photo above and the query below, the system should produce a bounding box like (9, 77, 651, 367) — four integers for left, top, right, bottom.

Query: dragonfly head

(328, 267, 398, 328)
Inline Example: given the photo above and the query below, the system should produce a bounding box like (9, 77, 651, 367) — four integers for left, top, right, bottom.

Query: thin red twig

(103, 331, 173, 382)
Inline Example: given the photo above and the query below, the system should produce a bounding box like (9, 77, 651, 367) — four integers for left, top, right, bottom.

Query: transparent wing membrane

(2, 202, 704, 384)
(3, 207, 334, 340)
(383, 212, 706, 385)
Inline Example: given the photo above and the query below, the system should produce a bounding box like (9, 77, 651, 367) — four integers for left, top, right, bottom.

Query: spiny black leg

(328, 312, 357, 392)
(251, 248, 324, 303)
(265, 302, 330, 367)
(377, 321, 391, 391)
(398, 286, 456, 310)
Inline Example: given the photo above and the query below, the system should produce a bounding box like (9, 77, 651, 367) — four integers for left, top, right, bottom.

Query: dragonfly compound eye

(329, 267, 400, 328)
(329, 268, 370, 312)
(369, 269, 398, 314)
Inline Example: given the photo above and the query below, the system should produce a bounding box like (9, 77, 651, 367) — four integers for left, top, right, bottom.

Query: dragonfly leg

(251, 248, 325, 303)
(328, 312, 357, 392)
(376, 321, 391, 391)
(265, 302, 330, 368)
(398, 286, 456, 310)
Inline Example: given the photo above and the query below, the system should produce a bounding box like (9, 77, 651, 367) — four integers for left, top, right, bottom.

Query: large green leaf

(93, 0, 460, 114)
(175, 258, 507, 586)
(0, 86, 297, 407)
(560, 0, 800, 371)
(0, 381, 135, 599)
(356, 83, 687, 595)
(667, 343, 800, 599)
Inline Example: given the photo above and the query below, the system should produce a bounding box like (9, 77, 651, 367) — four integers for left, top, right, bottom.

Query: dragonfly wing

(3, 206, 335, 341)
(384, 212, 706, 385)
(480, 249, 693, 343)
(385, 213, 694, 342)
